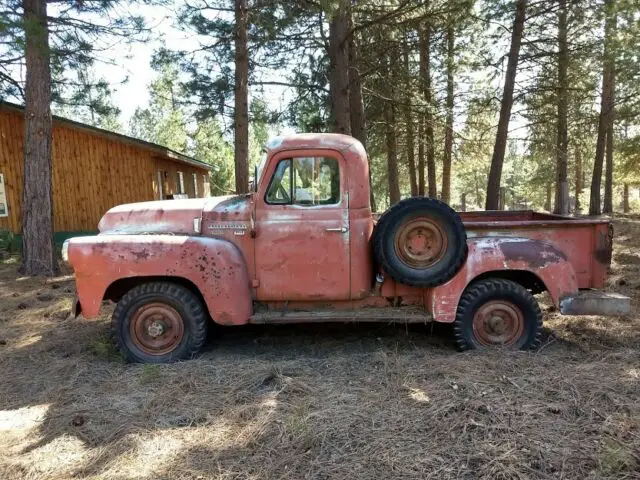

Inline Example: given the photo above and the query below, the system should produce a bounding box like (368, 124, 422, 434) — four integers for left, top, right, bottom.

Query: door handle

(325, 227, 348, 233)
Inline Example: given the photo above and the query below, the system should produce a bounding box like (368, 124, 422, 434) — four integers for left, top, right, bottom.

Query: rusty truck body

(63, 134, 629, 363)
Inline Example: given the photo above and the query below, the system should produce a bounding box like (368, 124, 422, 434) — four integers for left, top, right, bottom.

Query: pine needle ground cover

(0, 218, 638, 480)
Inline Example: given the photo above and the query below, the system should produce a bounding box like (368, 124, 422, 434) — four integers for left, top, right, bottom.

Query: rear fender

(68, 235, 252, 325)
(427, 237, 578, 322)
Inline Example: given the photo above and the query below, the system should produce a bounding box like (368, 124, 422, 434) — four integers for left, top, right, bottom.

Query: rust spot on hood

(131, 249, 151, 260)
(203, 195, 252, 222)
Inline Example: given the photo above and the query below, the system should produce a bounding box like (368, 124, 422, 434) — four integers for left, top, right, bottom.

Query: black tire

(112, 282, 208, 363)
(374, 197, 467, 287)
(453, 279, 542, 351)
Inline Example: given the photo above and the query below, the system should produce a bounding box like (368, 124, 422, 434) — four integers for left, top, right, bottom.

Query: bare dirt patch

(0, 219, 638, 479)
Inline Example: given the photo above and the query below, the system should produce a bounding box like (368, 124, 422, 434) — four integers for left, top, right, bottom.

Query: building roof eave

(0, 101, 214, 171)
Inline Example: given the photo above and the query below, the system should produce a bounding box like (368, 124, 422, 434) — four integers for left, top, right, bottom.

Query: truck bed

(459, 210, 612, 289)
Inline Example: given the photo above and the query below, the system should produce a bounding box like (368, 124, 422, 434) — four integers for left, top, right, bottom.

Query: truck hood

(98, 195, 252, 235)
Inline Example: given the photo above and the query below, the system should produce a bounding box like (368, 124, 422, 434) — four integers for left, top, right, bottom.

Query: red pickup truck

(63, 134, 629, 363)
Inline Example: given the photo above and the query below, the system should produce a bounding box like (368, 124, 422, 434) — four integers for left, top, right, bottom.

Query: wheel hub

(487, 315, 507, 334)
(147, 319, 167, 338)
(130, 303, 184, 355)
(472, 300, 524, 347)
(394, 219, 447, 268)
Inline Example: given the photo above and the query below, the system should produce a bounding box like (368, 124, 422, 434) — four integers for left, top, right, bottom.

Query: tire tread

(453, 278, 542, 351)
(112, 281, 208, 363)
(373, 196, 467, 287)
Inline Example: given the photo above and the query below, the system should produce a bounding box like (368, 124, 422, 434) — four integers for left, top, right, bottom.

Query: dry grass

(0, 219, 639, 480)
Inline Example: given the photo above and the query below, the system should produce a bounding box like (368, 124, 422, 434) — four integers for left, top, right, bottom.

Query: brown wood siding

(0, 109, 209, 234)
(154, 157, 206, 200)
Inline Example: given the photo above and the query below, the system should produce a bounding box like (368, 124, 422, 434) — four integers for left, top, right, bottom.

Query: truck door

(255, 149, 350, 301)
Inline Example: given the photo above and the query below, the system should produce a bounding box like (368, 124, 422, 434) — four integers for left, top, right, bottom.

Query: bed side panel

(428, 237, 578, 323)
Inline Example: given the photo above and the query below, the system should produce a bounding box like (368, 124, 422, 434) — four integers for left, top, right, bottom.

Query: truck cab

(64, 134, 630, 363)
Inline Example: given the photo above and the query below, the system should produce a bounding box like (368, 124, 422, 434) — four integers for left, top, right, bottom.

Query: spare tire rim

(130, 302, 185, 355)
(394, 218, 448, 268)
(472, 300, 524, 347)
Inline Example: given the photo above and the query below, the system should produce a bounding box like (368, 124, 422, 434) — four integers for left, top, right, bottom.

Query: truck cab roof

(265, 133, 359, 154)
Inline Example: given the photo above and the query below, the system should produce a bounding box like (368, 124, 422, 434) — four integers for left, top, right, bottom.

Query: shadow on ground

(0, 216, 639, 479)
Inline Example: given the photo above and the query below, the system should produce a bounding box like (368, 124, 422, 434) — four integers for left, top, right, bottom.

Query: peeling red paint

(66, 134, 621, 328)
(499, 239, 567, 268)
(68, 235, 251, 325)
(428, 237, 579, 323)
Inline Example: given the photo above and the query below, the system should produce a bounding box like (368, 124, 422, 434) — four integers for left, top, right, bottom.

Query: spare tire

(374, 197, 467, 287)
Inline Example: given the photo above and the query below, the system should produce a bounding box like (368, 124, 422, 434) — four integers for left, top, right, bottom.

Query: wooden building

(0, 102, 212, 239)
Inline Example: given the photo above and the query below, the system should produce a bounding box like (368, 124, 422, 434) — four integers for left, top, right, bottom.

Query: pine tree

(234, 0, 249, 194)
(328, 0, 351, 135)
(21, 0, 56, 276)
(129, 65, 189, 152)
(441, 20, 455, 204)
(1, 0, 147, 276)
(486, 0, 527, 210)
(590, 0, 617, 215)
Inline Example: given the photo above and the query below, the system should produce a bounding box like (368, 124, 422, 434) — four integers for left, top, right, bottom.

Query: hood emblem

(208, 222, 248, 232)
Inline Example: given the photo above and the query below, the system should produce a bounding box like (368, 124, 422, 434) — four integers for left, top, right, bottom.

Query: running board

(249, 306, 431, 324)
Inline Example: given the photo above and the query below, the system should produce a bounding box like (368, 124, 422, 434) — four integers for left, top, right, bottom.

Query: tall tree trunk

(348, 32, 376, 212)
(403, 35, 417, 196)
(328, 0, 351, 135)
(405, 111, 417, 197)
(385, 100, 400, 206)
(590, 0, 616, 215)
(486, 0, 526, 210)
(21, 0, 57, 276)
(384, 42, 400, 206)
(554, 0, 569, 215)
(603, 74, 615, 213)
(441, 22, 454, 204)
(544, 183, 552, 212)
(574, 146, 582, 214)
(623, 183, 629, 213)
(234, 0, 249, 194)
(417, 118, 425, 196)
(419, 14, 436, 197)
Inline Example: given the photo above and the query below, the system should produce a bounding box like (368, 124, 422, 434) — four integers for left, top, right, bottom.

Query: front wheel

(112, 282, 208, 363)
(453, 279, 542, 351)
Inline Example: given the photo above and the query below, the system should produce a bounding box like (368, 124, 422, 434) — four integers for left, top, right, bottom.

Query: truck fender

(68, 235, 252, 325)
(427, 237, 578, 322)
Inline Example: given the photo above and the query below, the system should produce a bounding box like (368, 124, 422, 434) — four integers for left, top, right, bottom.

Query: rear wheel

(453, 279, 542, 351)
(374, 197, 467, 287)
(112, 282, 208, 363)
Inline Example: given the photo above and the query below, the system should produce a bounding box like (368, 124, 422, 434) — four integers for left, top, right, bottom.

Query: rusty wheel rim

(472, 300, 525, 347)
(394, 218, 447, 268)
(130, 302, 184, 355)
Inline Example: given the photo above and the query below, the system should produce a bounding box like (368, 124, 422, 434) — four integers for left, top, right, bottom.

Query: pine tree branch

(0, 70, 24, 98)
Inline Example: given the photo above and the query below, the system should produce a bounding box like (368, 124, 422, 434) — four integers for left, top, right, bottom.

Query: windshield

(256, 151, 268, 185)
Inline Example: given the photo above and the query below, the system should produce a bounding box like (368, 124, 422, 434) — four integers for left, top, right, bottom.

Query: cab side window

(265, 157, 340, 206)
(265, 159, 292, 204)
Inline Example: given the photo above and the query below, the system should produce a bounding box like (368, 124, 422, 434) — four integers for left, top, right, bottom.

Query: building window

(177, 171, 185, 194)
(0, 173, 8, 217)
(156, 171, 165, 200)
(193, 173, 198, 197)
(203, 174, 210, 196)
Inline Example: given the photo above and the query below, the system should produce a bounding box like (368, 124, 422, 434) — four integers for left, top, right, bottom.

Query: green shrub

(0, 229, 16, 252)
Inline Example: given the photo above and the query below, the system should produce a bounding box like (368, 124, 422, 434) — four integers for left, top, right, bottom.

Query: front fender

(67, 235, 252, 325)
(428, 237, 578, 322)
